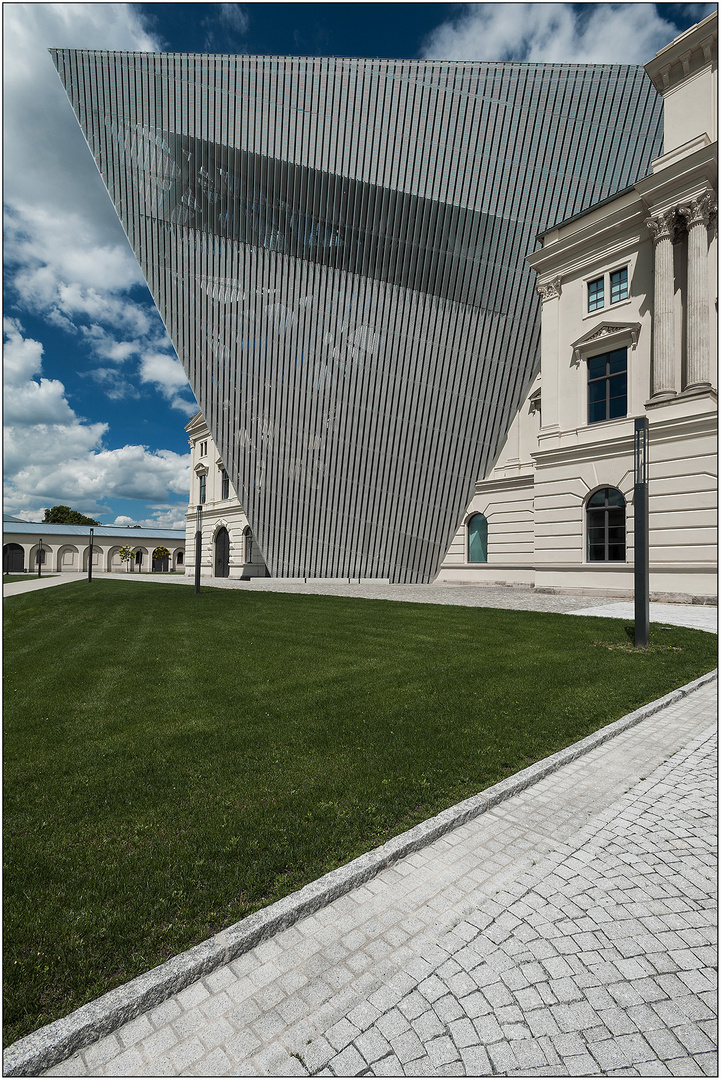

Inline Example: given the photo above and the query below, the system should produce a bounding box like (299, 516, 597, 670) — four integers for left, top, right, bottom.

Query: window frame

(586, 487, 626, 563)
(587, 346, 628, 425)
(467, 512, 488, 563)
(221, 468, 230, 500)
(199, 473, 207, 504)
(584, 263, 630, 317)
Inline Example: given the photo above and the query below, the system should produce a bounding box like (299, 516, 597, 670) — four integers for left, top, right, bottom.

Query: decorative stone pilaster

(646, 209, 679, 400)
(536, 277, 562, 302)
(678, 191, 716, 391)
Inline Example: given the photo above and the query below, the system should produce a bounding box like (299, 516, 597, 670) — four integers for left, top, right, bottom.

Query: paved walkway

(4, 574, 717, 633)
(39, 675, 716, 1078)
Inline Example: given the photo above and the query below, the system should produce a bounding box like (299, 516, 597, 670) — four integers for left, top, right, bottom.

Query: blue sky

(3, 3, 713, 527)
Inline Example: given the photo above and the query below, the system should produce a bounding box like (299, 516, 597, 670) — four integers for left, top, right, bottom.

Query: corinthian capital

(645, 208, 678, 243)
(536, 277, 561, 302)
(678, 191, 717, 230)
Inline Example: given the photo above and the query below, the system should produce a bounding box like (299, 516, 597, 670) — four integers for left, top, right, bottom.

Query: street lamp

(634, 417, 650, 649)
(195, 505, 202, 594)
(37, 538, 43, 578)
(88, 527, 94, 583)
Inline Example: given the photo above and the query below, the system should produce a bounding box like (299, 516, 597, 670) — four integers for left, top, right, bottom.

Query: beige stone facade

(184, 412, 268, 579)
(2, 523, 185, 574)
(438, 14, 717, 602)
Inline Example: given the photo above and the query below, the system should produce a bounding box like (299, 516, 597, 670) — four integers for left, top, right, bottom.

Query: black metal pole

(37, 538, 43, 578)
(634, 417, 650, 649)
(88, 528, 94, 582)
(195, 505, 202, 594)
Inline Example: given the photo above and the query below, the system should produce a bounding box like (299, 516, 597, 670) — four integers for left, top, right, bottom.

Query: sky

(3, 3, 714, 528)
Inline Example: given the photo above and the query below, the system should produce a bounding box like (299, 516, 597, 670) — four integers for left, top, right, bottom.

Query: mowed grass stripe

(4, 580, 716, 1045)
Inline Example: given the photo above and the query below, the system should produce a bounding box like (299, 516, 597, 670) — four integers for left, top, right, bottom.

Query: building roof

(3, 521, 185, 541)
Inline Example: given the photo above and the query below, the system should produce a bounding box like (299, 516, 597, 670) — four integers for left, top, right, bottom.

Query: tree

(43, 505, 100, 526)
(118, 545, 135, 571)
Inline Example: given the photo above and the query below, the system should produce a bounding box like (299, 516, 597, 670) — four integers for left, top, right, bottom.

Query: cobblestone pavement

(45, 679, 717, 1077)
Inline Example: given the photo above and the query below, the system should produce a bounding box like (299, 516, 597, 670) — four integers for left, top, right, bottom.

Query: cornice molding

(570, 322, 641, 365)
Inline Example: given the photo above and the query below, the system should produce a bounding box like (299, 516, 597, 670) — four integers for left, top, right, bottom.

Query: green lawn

(3, 580, 716, 1046)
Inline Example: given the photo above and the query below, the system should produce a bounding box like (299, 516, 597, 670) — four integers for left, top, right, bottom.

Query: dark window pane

(609, 348, 627, 373)
(588, 490, 607, 507)
(590, 381, 607, 404)
(588, 544, 606, 561)
(589, 400, 607, 423)
(588, 353, 607, 380)
(609, 395, 627, 419)
(608, 545, 625, 561)
(607, 489, 625, 507)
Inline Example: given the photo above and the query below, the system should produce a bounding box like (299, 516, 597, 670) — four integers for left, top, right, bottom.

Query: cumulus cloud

(3, 319, 190, 520)
(139, 352, 200, 415)
(419, 3, 715, 64)
(112, 507, 189, 530)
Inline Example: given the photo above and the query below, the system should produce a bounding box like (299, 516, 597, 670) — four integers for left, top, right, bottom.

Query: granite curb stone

(4, 670, 716, 1077)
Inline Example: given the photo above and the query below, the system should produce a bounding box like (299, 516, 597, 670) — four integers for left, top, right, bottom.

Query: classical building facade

(52, 47, 663, 583)
(438, 14, 717, 601)
(184, 411, 268, 579)
(2, 521, 186, 575)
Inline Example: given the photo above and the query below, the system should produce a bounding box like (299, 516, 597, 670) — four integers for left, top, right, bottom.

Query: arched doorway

(152, 547, 170, 572)
(215, 528, 230, 577)
(3, 543, 25, 573)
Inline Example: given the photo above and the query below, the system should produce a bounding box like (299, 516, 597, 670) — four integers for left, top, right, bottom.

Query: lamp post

(634, 417, 650, 649)
(88, 527, 94, 582)
(37, 538, 43, 578)
(194, 505, 202, 594)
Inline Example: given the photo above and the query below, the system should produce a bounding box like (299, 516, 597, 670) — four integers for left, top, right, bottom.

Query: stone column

(678, 191, 715, 391)
(646, 209, 678, 400)
(536, 277, 561, 429)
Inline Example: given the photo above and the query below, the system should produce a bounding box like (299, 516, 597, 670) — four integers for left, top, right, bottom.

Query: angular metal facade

(51, 50, 663, 582)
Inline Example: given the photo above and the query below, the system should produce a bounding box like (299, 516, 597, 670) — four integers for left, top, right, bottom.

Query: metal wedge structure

(51, 50, 662, 581)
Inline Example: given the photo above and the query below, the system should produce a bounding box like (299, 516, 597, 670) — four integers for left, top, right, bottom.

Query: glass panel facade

(51, 50, 662, 582)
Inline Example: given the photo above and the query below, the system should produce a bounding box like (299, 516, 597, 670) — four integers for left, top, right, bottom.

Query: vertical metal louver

(50, 50, 663, 582)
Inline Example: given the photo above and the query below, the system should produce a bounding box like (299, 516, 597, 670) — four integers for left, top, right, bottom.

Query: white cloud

(3, 320, 190, 518)
(140, 352, 199, 415)
(419, 3, 715, 64)
(112, 507, 189, 531)
(3, 316, 43, 386)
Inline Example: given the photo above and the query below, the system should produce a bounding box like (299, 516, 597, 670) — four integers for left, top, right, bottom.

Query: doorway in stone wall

(3, 543, 24, 573)
(215, 527, 230, 577)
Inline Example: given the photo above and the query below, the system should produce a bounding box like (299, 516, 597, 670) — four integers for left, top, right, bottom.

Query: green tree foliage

(43, 506, 100, 526)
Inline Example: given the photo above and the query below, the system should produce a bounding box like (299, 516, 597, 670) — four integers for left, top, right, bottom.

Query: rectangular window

(587, 277, 604, 312)
(199, 474, 207, 504)
(221, 469, 229, 500)
(610, 267, 628, 304)
(588, 347, 627, 424)
(199, 440, 207, 456)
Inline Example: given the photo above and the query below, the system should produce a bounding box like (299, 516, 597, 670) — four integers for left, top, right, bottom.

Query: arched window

(587, 488, 625, 562)
(467, 513, 488, 563)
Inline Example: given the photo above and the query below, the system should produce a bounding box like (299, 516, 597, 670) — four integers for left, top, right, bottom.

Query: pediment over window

(571, 322, 641, 365)
(194, 463, 209, 476)
(528, 387, 542, 414)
